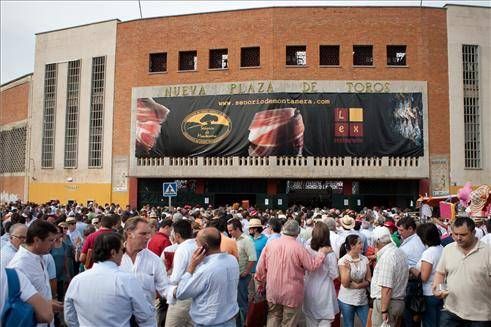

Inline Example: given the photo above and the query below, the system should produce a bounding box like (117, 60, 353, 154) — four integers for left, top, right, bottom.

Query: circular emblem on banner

(181, 109, 232, 144)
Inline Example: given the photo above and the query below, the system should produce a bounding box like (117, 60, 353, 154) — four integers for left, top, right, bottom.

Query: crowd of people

(0, 200, 490, 327)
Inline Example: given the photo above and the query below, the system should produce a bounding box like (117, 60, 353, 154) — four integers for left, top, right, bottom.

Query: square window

(387, 45, 407, 66)
(241, 47, 260, 67)
(209, 49, 228, 69)
(286, 46, 307, 66)
(353, 45, 373, 66)
(149, 52, 167, 73)
(320, 45, 340, 66)
(179, 51, 197, 71)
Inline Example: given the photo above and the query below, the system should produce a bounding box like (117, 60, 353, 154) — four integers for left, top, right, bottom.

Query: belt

(375, 298, 404, 301)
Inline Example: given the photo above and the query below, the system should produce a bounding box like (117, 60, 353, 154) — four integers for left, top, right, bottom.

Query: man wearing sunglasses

(0, 223, 27, 269)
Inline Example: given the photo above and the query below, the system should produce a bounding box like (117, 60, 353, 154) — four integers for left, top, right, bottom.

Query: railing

(133, 156, 428, 179)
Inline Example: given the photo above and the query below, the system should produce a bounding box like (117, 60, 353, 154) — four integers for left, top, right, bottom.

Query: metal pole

(168, 196, 171, 209)
(138, 0, 143, 19)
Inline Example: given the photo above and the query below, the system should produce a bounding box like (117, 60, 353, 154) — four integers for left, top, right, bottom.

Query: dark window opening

(240, 47, 260, 67)
(387, 45, 406, 66)
(149, 52, 167, 72)
(353, 45, 373, 66)
(209, 49, 228, 69)
(319, 45, 340, 66)
(179, 51, 197, 71)
(286, 46, 307, 66)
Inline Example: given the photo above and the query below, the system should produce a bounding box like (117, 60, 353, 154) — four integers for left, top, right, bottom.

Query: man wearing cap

(255, 219, 333, 326)
(432, 217, 491, 326)
(370, 226, 408, 327)
(227, 218, 257, 326)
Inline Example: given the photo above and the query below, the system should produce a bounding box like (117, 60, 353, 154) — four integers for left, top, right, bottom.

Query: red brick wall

(114, 7, 449, 157)
(0, 81, 30, 125)
(0, 176, 25, 201)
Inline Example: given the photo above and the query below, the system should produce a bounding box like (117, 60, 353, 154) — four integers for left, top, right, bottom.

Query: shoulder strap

(4, 268, 21, 299)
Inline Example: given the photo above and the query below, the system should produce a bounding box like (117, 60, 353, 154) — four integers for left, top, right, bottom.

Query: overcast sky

(1, 0, 489, 84)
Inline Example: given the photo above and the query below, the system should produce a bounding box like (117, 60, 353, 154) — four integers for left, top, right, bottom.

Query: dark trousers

(403, 279, 422, 327)
(440, 310, 491, 327)
(422, 295, 443, 327)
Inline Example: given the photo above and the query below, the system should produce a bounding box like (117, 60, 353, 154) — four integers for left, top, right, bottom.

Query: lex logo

(334, 108, 364, 137)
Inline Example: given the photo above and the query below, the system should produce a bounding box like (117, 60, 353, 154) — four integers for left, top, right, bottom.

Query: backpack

(1, 268, 36, 327)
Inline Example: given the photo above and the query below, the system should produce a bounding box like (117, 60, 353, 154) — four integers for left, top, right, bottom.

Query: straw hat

(340, 215, 355, 230)
(248, 219, 263, 229)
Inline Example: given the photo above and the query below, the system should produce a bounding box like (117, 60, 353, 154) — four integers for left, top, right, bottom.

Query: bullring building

(1, 5, 490, 210)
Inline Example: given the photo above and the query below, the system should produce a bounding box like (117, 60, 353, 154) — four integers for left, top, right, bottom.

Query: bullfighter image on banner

(135, 92, 423, 158)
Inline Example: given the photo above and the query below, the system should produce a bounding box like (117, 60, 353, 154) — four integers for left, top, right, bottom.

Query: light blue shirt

(266, 233, 281, 244)
(64, 261, 155, 327)
(176, 252, 239, 325)
(0, 241, 17, 269)
(400, 233, 426, 268)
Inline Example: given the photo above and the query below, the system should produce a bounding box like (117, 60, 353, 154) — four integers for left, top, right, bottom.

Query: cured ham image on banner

(134, 92, 424, 158)
(248, 108, 305, 156)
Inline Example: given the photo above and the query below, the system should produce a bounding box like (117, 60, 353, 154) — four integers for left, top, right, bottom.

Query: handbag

(246, 288, 267, 327)
(408, 277, 426, 314)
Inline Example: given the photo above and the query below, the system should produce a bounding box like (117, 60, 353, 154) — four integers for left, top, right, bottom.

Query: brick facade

(0, 78, 30, 125)
(114, 7, 449, 158)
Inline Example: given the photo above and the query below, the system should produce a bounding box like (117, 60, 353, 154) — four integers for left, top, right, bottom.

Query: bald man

(175, 227, 240, 327)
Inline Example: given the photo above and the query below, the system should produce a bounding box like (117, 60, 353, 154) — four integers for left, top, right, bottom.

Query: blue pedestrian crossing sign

(163, 182, 177, 197)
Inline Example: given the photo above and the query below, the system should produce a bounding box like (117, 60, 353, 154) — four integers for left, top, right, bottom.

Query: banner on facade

(135, 92, 423, 157)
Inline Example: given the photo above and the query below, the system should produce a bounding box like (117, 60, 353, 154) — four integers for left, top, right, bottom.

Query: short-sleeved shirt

(370, 243, 408, 300)
(0, 268, 37, 314)
(435, 240, 491, 321)
(416, 245, 443, 296)
(235, 234, 257, 275)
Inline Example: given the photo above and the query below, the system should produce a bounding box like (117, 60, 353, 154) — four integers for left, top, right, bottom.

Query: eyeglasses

(11, 235, 26, 240)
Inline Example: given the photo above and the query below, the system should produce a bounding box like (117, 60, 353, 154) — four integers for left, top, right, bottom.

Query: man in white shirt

(370, 227, 408, 327)
(7, 219, 63, 327)
(175, 227, 240, 327)
(0, 224, 27, 269)
(165, 219, 196, 327)
(227, 218, 257, 326)
(120, 217, 173, 322)
(64, 232, 155, 327)
(396, 216, 425, 327)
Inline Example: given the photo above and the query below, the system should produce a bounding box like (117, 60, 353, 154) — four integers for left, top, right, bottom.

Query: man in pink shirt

(255, 220, 332, 327)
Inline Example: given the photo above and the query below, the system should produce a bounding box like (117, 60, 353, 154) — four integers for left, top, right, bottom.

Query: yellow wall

(29, 183, 113, 204)
(111, 191, 129, 207)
